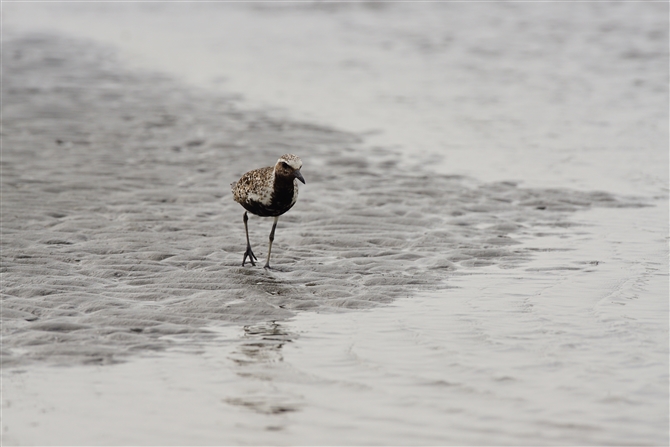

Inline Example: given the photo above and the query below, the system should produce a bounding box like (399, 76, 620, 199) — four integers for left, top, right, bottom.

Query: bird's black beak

(295, 169, 305, 184)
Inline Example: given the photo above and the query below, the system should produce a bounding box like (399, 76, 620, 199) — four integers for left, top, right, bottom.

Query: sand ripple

(1, 35, 646, 366)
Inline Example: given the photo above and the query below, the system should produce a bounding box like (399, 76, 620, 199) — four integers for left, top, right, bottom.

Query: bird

(231, 154, 305, 269)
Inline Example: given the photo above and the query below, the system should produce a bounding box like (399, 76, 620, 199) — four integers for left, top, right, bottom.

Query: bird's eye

(281, 162, 289, 169)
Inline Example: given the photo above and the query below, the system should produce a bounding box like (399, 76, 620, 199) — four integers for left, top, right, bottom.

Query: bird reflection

(225, 321, 301, 417)
(231, 321, 293, 366)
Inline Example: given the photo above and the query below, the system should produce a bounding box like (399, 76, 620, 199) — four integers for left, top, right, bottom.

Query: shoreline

(1, 4, 667, 444)
(2, 33, 653, 368)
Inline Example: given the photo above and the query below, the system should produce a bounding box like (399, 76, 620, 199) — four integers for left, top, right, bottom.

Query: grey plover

(231, 154, 305, 269)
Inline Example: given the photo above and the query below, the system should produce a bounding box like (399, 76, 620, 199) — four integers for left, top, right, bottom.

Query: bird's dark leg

(242, 212, 257, 266)
(264, 216, 279, 269)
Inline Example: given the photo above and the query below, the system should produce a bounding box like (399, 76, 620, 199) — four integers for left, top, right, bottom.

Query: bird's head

(275, 154, 305, 184)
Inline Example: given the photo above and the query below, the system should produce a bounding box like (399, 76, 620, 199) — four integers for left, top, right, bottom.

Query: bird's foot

(242, 246, 258, 266)
(263, 263, 273, 270)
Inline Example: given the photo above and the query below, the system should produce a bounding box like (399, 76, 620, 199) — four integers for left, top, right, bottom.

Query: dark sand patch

(1, 34, 645, 366)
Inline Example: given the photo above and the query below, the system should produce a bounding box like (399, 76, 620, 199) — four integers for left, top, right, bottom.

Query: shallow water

(2, 3, 668, 445)
(3, 204, 668, 445)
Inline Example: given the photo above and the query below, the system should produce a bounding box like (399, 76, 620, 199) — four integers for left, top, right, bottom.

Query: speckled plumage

(232, 166, 298, 217)
(231, 154, 305, 268)
(232, 166, 276, 213)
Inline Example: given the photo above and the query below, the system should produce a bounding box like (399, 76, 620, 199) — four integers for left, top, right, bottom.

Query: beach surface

(1, 3, 668, 445)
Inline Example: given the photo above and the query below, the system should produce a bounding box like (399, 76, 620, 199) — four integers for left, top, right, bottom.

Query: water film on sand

(1, 35, 649, 368)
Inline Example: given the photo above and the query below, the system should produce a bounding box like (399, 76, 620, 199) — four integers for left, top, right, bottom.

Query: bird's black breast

(242, 176, 297, 217)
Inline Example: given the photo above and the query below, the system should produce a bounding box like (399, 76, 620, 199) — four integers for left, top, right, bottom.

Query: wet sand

(1, 34, 648, 367)
(1, 3, 668, 445)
